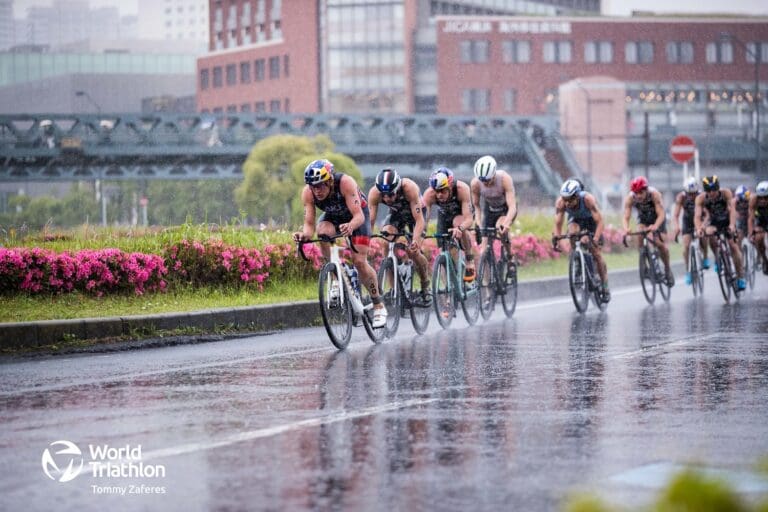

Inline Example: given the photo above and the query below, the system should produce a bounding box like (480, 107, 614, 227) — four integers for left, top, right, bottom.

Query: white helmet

(560, 179, 582, 198)
(473, 155, 497, 182)
(756, 181, 768, 197)
(684, 177, 698, 193)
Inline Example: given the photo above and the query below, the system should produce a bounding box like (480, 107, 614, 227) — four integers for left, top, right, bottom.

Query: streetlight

(720, 32, 761, 175)
(75, 90, 102, 115)
(574, 80, 593, 177)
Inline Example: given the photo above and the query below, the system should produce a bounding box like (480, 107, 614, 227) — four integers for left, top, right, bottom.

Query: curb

(0, 263, 684, 350)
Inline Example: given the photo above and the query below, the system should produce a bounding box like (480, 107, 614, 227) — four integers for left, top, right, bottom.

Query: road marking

(138, 397, 439, 462)
(610, 333, 720, 360)
(516, 286, 640, 310)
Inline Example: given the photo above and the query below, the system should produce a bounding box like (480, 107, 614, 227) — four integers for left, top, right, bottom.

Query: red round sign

(669, 135, 696, 164)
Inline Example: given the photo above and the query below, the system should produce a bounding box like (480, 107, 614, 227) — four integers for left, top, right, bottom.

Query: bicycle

(475, 226, 518, 320)
(297, 235, 385, 349)
(675, 232, 705, 297)
(740, 236, 757, 290)
(373, 232, 431, 336)
(623, 230, 672, 305)
(553, 231, 608, 313)
(427, 232, 481, 329)
(703, 231, 742, 303)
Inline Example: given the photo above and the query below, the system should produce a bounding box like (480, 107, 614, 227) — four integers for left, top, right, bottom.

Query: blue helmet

(375, 168, 402, 194)
(429, 167, 454, 191)
(734, 185, 749, 200)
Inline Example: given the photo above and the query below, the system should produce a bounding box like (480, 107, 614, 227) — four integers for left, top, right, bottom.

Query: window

(460, 40, 490, 63)
(504, 89, 516, 113)
(240, 61, 251, 83)
(270, 99, 281, 112)
(255, 101, 266, 113)
(461, 89, 490, 113)
(212, 66, 222, 87)
(284, 98, 290, 113)
(502, 40, 530, 63)
(227, 105, 237, 113)
(584, 41, 613, 63)
(283, 55, 290, 77)
(666, 41, 693, 64)
(625, 41, 654, 64)
(543, 41, 572, 63)
(200, 68, 209, 90)
(269, 56, 280, 78)
(254, 59, 265, 81)
(706, 41, 733, 63)
(226, 64, 237, 85)
(746, 42, 768, 63)
(240, 103, 251, 112)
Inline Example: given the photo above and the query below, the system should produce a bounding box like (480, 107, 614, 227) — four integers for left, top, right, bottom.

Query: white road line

(610, 333, 721, 360)
(516, 286, 640, 310)
(136, 398, 439, 462)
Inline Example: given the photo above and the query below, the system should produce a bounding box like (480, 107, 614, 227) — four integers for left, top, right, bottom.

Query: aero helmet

(429, 167, 454, 191)
(630, 176, 649, 193)
(560, 179, 582, 198)
(684, 177, 698, 193)
(702, 175, 720, 192)
(734, 185, 750, 200)
(756, 181, 768, 197)
(375, 168, 402, 195)
(304, 159, 334, 186)
(473, 155, 497, 181)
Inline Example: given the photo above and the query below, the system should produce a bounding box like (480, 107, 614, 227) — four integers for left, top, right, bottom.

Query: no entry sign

(670, 135, 696, 164)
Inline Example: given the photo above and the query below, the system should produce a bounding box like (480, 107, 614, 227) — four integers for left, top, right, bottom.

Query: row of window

(461, 39, 768, 65)
(199, 55, 289, 89)
(202, 98, 290, 114)
(461, 88, 517, 113)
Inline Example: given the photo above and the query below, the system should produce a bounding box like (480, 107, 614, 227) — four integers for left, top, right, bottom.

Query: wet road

(2, 274, 768, 511)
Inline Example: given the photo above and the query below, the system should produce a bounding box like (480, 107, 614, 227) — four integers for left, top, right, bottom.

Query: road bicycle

(427, 233, 481, 329)
(373, 232, 431, 336)
(623, 230, 672, 305)
(475, 226, 518, 320)
(675, 233, 705, 297)
(740, 236, 757, 290)
(298, 235, 385, 349)
(703, 231, 742, 303)
(553, 231, 608, 313)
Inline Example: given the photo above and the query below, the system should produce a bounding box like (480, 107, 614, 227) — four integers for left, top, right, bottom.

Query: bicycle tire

(695, 248, 705, 295)
(499, 254, 518, 318)
(689, 248, 700, 297)
(432, 254, 454, 329)
(318, 263, 352, 350)
(569, 249, 589, 313)
(376, 258, 401, 338)
(742, 240, 756, 290)
(409, 268, 431, 334)
(716, 247, 731, 303)
(478, 250, 497, 321)
(639, 249, 656, 305)
(460, 269, 481, 326)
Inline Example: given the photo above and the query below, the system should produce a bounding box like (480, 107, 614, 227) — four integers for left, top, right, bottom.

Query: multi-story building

(137, 0, 209, 50)
(196, 0, 600, 114)
(0, 0, 12, 50)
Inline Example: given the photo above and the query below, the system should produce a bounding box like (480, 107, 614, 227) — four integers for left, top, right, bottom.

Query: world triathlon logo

(41, 440, 84, 483)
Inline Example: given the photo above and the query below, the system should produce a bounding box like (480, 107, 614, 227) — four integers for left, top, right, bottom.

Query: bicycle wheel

(432, 254, 454, 329)
(694, 248, 705, 295)
(569, 250, 589, 313)
(724, 247, 741, 301)
(409, 267, 431, 334)
(639, 250, 656, 305)
(716, 249, 731, 303)
(360, 283, 386, 343)
(499, 255, 518, 318)
(591, 270, 607, 311)
(460, 268, 481, 326)
(318, 263, 352, 350)
(689, 248, 700, 297)
(376, 257, 400, 338)
(742, 240, 756, 290)
(658, 257, 671, 302)
(477, 250, 497, 320)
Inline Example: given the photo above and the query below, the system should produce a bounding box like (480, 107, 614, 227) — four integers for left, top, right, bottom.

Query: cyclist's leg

(729, 236, 744, 279)
(452, 214, 476, 281)
(316, 215, 337, 260)
(682, 233, 693, 284)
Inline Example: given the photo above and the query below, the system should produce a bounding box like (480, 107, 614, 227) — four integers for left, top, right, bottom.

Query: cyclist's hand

(674, 228, 681, 239)
(293, 232, 307, 242)
(728, 225, 736, 236)
(450, 227, 462, 240)
(339, 223, 353, 237)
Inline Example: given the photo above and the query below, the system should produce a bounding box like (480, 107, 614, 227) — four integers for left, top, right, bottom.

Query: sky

(12, 0, 768, 19)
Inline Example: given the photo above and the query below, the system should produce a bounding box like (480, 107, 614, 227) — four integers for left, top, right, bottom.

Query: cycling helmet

(756, 181, 768, 197)
(630, 176, 649, 193)
(734, 185, 749, 200)
(684, 176, 698, 193)
(560, 179, 582, 198)
(304, 159, 334, 186)
(429, 167, 454, 191)
(375, 168, 402, 195)
(473, 155, 497, 182)
(702, 175, 720, 192)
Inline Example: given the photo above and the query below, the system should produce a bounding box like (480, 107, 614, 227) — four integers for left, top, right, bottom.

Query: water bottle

(346, 266, 361, 296)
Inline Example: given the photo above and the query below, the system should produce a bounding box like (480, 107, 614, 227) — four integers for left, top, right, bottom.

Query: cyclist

(553, 178, 610, 301)
(748, 180, 768, 275)
(292, 159, 387, 327)
(423, 167, 477, 282)
(470, 155, 518, 268)
(368, 168, 432, 305)
(672, 176, 710, 285)
(694, 175, 746, 291)
(733, 185, 750, 244)
(621, 176, 675, 286)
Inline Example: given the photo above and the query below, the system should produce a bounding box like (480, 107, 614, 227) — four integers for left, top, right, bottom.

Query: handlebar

(551, 230, 593, 252)
(296, 234, 358, 262)
(622, 229, 662, 248)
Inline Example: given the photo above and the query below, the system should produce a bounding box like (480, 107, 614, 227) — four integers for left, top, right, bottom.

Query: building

(196, 0, 600, 114)
(0, 0, 12, 50)
(137, 0, 209, 51)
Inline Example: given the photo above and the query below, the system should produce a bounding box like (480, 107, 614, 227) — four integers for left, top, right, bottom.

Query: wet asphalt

(1, 272, 767, 511)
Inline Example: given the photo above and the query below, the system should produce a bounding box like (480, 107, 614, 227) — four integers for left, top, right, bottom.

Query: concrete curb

(0, 263, 684, 350)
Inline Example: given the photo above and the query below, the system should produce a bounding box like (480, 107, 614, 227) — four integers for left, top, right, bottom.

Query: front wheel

(742, 240, 756, 290)
(716, 249, 732, 303)
(499, 255, 518, 318)
(569, 250, 589, 313)
(432, 254, 454, 329)
(460, 268, 481, 326)
(689, 248, 700, 297)
(639, 250, 656, 305)
(409, 268, 431, 334)
(319, 263, 352, 350)
(477, 251, 497, 321)
(376, 258, 401, 338)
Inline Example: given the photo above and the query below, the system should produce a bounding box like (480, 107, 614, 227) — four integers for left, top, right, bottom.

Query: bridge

(1, 113, 765, 198)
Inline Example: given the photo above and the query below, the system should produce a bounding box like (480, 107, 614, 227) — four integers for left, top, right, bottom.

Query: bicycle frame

(553, 231, 604, 312)
(624, 230, 670, 304)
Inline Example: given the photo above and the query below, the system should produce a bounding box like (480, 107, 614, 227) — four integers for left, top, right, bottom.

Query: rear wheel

(319, 263, 352, 350)
(716, 248, 732, 303)
(432, 254, 454, 329)
(376, 258, 400, 338)
(499, 253, 518, 318)
(409, 268, 431, 334)
(478, 251, 496, 321)
(460, 265, 481, 326)
(742, 239, 756, 290)
(689, 248, 700, 297)
(569, 250, 589, 313)
(639, 250, 656, 305)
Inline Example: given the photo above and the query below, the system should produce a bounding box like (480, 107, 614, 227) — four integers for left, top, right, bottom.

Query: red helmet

(630, 176, 649, 193)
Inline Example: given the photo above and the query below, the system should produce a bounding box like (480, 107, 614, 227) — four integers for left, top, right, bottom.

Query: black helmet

(702, 175, 720, 192)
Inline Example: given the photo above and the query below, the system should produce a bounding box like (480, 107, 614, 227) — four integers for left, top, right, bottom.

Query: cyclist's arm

(585, 194, 604, 241)
(650, 190, 665, 232)
(694, 194, 705, 233)
(748, 195, 756, 235)
(422, 188, 435, 224)
(457, 182, 474, 231)
(671, 193, 683, 232)
(621, 194, 633, 233)
(367, 185, 380, 232)
(553, 197, 566, 237)
(339, 176, 365, 234)
(502, 173, 517, 229)
(299, 187, 317, 239)
(724, 189, 737, 231)
(405, 180, 426, 242)
(470, 178, 482, 227)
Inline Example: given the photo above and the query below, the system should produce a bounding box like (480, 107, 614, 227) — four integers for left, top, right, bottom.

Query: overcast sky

(13, 0, 768, 19)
